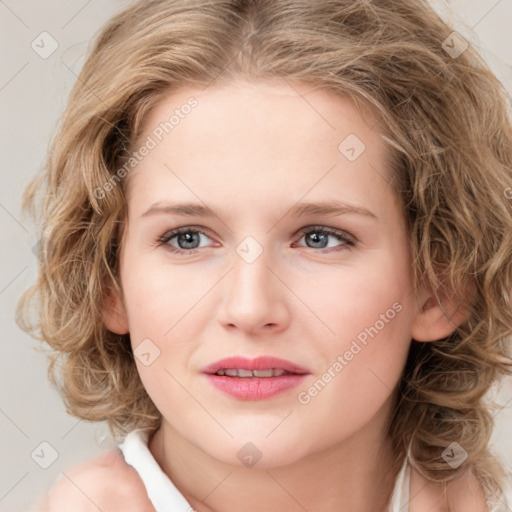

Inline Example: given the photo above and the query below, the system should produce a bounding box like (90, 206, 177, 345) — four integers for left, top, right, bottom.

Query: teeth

(215, 368, 288, 378)
(252, 369, 274, 377)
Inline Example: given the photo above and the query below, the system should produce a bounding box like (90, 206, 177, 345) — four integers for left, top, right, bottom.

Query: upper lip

(201, 356, 310, 375)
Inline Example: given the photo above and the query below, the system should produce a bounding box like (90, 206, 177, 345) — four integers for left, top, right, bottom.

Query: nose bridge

(230, 234, 275, 303)
(218, 234, 289, 332)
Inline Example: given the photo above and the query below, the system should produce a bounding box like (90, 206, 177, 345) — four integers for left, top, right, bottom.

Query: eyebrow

(141, 200, 377, 220)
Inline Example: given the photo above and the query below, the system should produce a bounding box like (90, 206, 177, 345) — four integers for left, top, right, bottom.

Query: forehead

(125, 79, 395, 219)
(136, 79, 380, 155)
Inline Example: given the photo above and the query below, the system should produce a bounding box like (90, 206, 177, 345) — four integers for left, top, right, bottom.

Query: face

(110, 79, 423, 468)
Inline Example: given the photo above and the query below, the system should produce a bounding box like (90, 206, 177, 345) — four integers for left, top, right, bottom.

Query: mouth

(201, 356, 310, 400)
(201, 355, 310, 376)
(213, 368, 293, 377)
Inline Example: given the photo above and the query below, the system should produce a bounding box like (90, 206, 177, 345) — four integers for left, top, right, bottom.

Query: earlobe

(411, 286, 471, 343)
(102, 287, 129, 335)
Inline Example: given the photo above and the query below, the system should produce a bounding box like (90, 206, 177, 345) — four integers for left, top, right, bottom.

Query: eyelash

(156, 225, 356, 255)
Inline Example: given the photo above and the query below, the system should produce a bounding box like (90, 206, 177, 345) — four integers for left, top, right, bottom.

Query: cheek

(120, 250, 203, 340)
(295, 248, 414, 409)
(309, 246, 412, 345)
(119, 251, 212, 395)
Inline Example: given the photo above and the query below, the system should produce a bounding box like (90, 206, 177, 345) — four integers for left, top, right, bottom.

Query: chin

(200, 431, 311, 470)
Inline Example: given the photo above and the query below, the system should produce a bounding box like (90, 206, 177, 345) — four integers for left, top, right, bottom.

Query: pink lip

(201, 356, 310, 401)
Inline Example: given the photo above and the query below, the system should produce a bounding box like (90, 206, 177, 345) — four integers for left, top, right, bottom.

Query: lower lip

(204, 374, 308, 400)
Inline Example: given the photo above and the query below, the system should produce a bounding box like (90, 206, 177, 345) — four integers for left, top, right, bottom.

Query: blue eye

(157, 227, 210, 255)
(296, 226, 355, 252)
(157, 225, 356, 255)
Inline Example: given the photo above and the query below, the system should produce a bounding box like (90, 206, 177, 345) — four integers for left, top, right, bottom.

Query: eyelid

(295, 225, 357, 246)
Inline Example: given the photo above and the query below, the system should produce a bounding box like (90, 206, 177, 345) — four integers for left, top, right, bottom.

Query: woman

(18, 0, 512, 510)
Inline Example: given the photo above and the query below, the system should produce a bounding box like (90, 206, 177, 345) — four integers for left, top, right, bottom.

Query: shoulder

(410, 465, 489, 512)
(37, 448, 155, 512)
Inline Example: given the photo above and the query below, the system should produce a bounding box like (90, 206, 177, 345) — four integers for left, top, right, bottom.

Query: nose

(217, 243, 290, 336)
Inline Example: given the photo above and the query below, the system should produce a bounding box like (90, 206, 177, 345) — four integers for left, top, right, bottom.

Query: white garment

(119, 429, 512, 512)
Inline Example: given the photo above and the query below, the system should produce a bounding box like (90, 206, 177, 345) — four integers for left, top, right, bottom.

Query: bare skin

(40, 80, 489, 511)
(38, 446, 488, 512)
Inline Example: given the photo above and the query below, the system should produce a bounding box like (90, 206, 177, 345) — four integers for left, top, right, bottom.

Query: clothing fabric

(119, 429, 512, 512)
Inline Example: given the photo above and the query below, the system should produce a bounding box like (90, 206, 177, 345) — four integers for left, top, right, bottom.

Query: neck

(149, 405, 401, 512)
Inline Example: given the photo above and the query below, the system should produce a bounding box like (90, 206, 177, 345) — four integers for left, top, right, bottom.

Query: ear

(102, 286, 129, 335)
(411, 284, 471, 342)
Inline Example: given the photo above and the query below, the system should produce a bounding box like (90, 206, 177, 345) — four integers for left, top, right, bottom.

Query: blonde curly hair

(17, 0, 512, 500)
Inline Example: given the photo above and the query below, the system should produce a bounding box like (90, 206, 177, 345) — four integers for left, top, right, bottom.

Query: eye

(157, 227, 212, 255)
(294, 226, 355, 253)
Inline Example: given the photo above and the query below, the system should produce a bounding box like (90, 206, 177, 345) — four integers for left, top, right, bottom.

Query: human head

(17, 0, 512, 493)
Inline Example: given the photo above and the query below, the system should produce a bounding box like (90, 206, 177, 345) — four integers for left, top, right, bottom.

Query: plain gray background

(1, 1, 512, 511)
